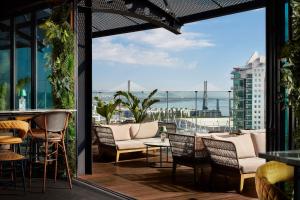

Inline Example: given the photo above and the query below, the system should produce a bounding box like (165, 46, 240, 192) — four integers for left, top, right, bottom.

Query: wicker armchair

(168, 133, 208, 184)
(202, 137, 265, 193)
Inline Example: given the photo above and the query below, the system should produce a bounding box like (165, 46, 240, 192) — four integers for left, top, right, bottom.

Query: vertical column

(75, 0, 92, 175)
(10, 17, 15, 109)
(31, 12, 37, 109)
(266, 0, 287, 151)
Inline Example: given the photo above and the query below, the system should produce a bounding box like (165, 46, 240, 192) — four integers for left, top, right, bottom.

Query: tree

(114, 89, 159, 123)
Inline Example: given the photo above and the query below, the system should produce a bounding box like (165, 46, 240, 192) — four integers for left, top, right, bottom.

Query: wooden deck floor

(80, 150, 258, 200)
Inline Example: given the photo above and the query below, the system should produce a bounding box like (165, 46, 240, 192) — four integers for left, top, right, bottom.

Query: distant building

(231, 52, 266, 130)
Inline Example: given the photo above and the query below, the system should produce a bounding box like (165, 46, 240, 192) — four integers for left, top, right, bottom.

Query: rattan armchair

(168, 133, 208, 184)
(202, 137, 264, 193)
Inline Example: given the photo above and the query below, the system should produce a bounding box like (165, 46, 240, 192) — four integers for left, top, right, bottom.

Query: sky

(92, 8, 266, 92)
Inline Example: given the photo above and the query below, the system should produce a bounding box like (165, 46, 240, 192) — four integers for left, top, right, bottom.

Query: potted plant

(114, 89, 160, 123)
(94, 97, 121, 124)
(281, 0, 300, 148)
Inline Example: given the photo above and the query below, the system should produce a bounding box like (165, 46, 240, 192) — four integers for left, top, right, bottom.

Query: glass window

(15, 14, 32, 109)
(36, 9, 53, 108)
(0, 19, 10, 110)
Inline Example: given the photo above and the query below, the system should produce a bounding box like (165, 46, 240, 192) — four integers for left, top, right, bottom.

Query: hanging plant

(281, 0, 300, 148)
(40, 5, 76, 175)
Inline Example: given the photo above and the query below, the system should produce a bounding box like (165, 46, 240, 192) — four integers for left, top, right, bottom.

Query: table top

(259, 150, 300, 167)
(0, 109, 77, 116)
(144, 139, 170, 147)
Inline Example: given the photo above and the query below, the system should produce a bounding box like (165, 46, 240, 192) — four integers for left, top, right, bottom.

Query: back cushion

(250, 132, 266, 155)
(213, 134, 256, 159)
(103, 124, 131, 141)
(130, 121, 158, 139)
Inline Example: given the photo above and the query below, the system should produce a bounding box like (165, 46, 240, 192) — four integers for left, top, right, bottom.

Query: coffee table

(144, 139, 172, 168)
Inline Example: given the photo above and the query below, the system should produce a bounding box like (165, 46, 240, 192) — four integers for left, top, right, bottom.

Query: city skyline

(92, 8, 266, 92)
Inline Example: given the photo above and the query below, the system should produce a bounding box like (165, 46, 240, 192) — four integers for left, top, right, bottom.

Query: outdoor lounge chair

(168, 133, 209, 185)
(202, 137, 265, 193)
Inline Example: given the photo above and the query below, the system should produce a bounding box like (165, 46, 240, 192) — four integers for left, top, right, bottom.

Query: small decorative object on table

(18, 89, 27, 110)
(160, 126, 167, 142)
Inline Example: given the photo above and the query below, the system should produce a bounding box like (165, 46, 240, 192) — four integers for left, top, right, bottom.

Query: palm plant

(94, 97, 121, 124)
(114, 89, 160, 123)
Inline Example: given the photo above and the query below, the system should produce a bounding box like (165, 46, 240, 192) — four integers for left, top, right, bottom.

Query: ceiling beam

(179, 0, 267, 24)
(91, 0, 182, 34)
(92, 22, 156, 37)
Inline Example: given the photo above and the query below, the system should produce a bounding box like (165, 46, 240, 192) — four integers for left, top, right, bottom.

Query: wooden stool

(0, 151, 26, 192)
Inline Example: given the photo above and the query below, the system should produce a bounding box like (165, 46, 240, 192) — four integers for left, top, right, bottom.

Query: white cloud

(123, 28, 214, 51)
(92, 28, 214, 69)
(93, 37, 198, 69)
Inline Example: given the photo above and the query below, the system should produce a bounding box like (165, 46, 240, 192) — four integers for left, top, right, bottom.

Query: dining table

(0, 108, 76, 118)
(259, 150, 300, 200)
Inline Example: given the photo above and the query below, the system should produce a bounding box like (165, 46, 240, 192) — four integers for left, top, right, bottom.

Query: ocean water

(93, 91, 231, 117)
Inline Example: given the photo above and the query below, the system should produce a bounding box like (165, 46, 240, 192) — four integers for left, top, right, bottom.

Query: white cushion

(135, 137, 162, 143)
(102, 124, 131, 141)
(130, 121, 158, 139)
(115, 140, 145, 150)
(239, 157, 265, 173)
(250, 132, 266, 156)
(240, 129, 253, 134)
(195, 132, 230, 150)
(213, 134, 256, 159)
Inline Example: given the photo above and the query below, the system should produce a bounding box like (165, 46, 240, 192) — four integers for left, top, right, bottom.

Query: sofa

(202, 130, 266, 193)
(92, 121, 176, 164)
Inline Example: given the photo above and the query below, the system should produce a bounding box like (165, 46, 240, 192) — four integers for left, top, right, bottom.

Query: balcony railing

(92, 91, 265, 132)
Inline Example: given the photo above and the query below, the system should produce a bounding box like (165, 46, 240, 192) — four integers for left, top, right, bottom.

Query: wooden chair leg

(21, 160, 26, 193)
(43, 142, 48, 193)
(62, 141, 72, 189)
(239, 174, 245, 193)
(54, 142, 58, 183)
(115, 151, 120, 165)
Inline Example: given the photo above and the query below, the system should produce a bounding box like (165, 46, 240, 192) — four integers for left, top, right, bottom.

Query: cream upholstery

(239, 157, 265, 173)
(103, 124, 131, 141)
(115, 140, 146, 150)
(130, 121, 158, 139)
(195, 132, 230, 150)
(250, 132, 266, 156)
(213, 133, 256, 158)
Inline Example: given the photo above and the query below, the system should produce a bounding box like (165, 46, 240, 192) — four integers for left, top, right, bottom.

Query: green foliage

(281, 0, 300, 148)
(40, 5, 74, 109)
(114, 89, 160, 123)
(40, 5, 76, 176)
(0, 83, 8, 110)
(94, 97, 121, 124)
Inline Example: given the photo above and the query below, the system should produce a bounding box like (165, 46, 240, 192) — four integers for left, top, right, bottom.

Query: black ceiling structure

(86, 0, 267, 38)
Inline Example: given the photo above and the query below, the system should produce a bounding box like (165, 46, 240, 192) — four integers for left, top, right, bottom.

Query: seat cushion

(250, 132, 266, 156)
(30, 130, 62, 141)
(213, 133, 256, 159)
(130, 121, 158, 139)
(0, 136, 22, 144)
(102, 124, 131, 141)
(135, 137, 163, 144)
(239, 157, 265, 173)
(115, 140, 146, 150)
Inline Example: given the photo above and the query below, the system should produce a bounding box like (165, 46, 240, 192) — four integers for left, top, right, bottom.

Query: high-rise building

(231, 52, 266, 130)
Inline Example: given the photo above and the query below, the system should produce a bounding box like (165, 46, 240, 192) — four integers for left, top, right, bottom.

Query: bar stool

(0, 120, 29, 192)
(28, 111, 72, 192)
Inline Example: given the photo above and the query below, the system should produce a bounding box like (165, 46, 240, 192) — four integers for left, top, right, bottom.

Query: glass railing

(92, 90, 266, 132)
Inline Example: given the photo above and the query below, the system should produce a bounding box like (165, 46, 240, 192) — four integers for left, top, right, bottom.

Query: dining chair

(0, 120, 30, 192)
(28, 111, 72, 192)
